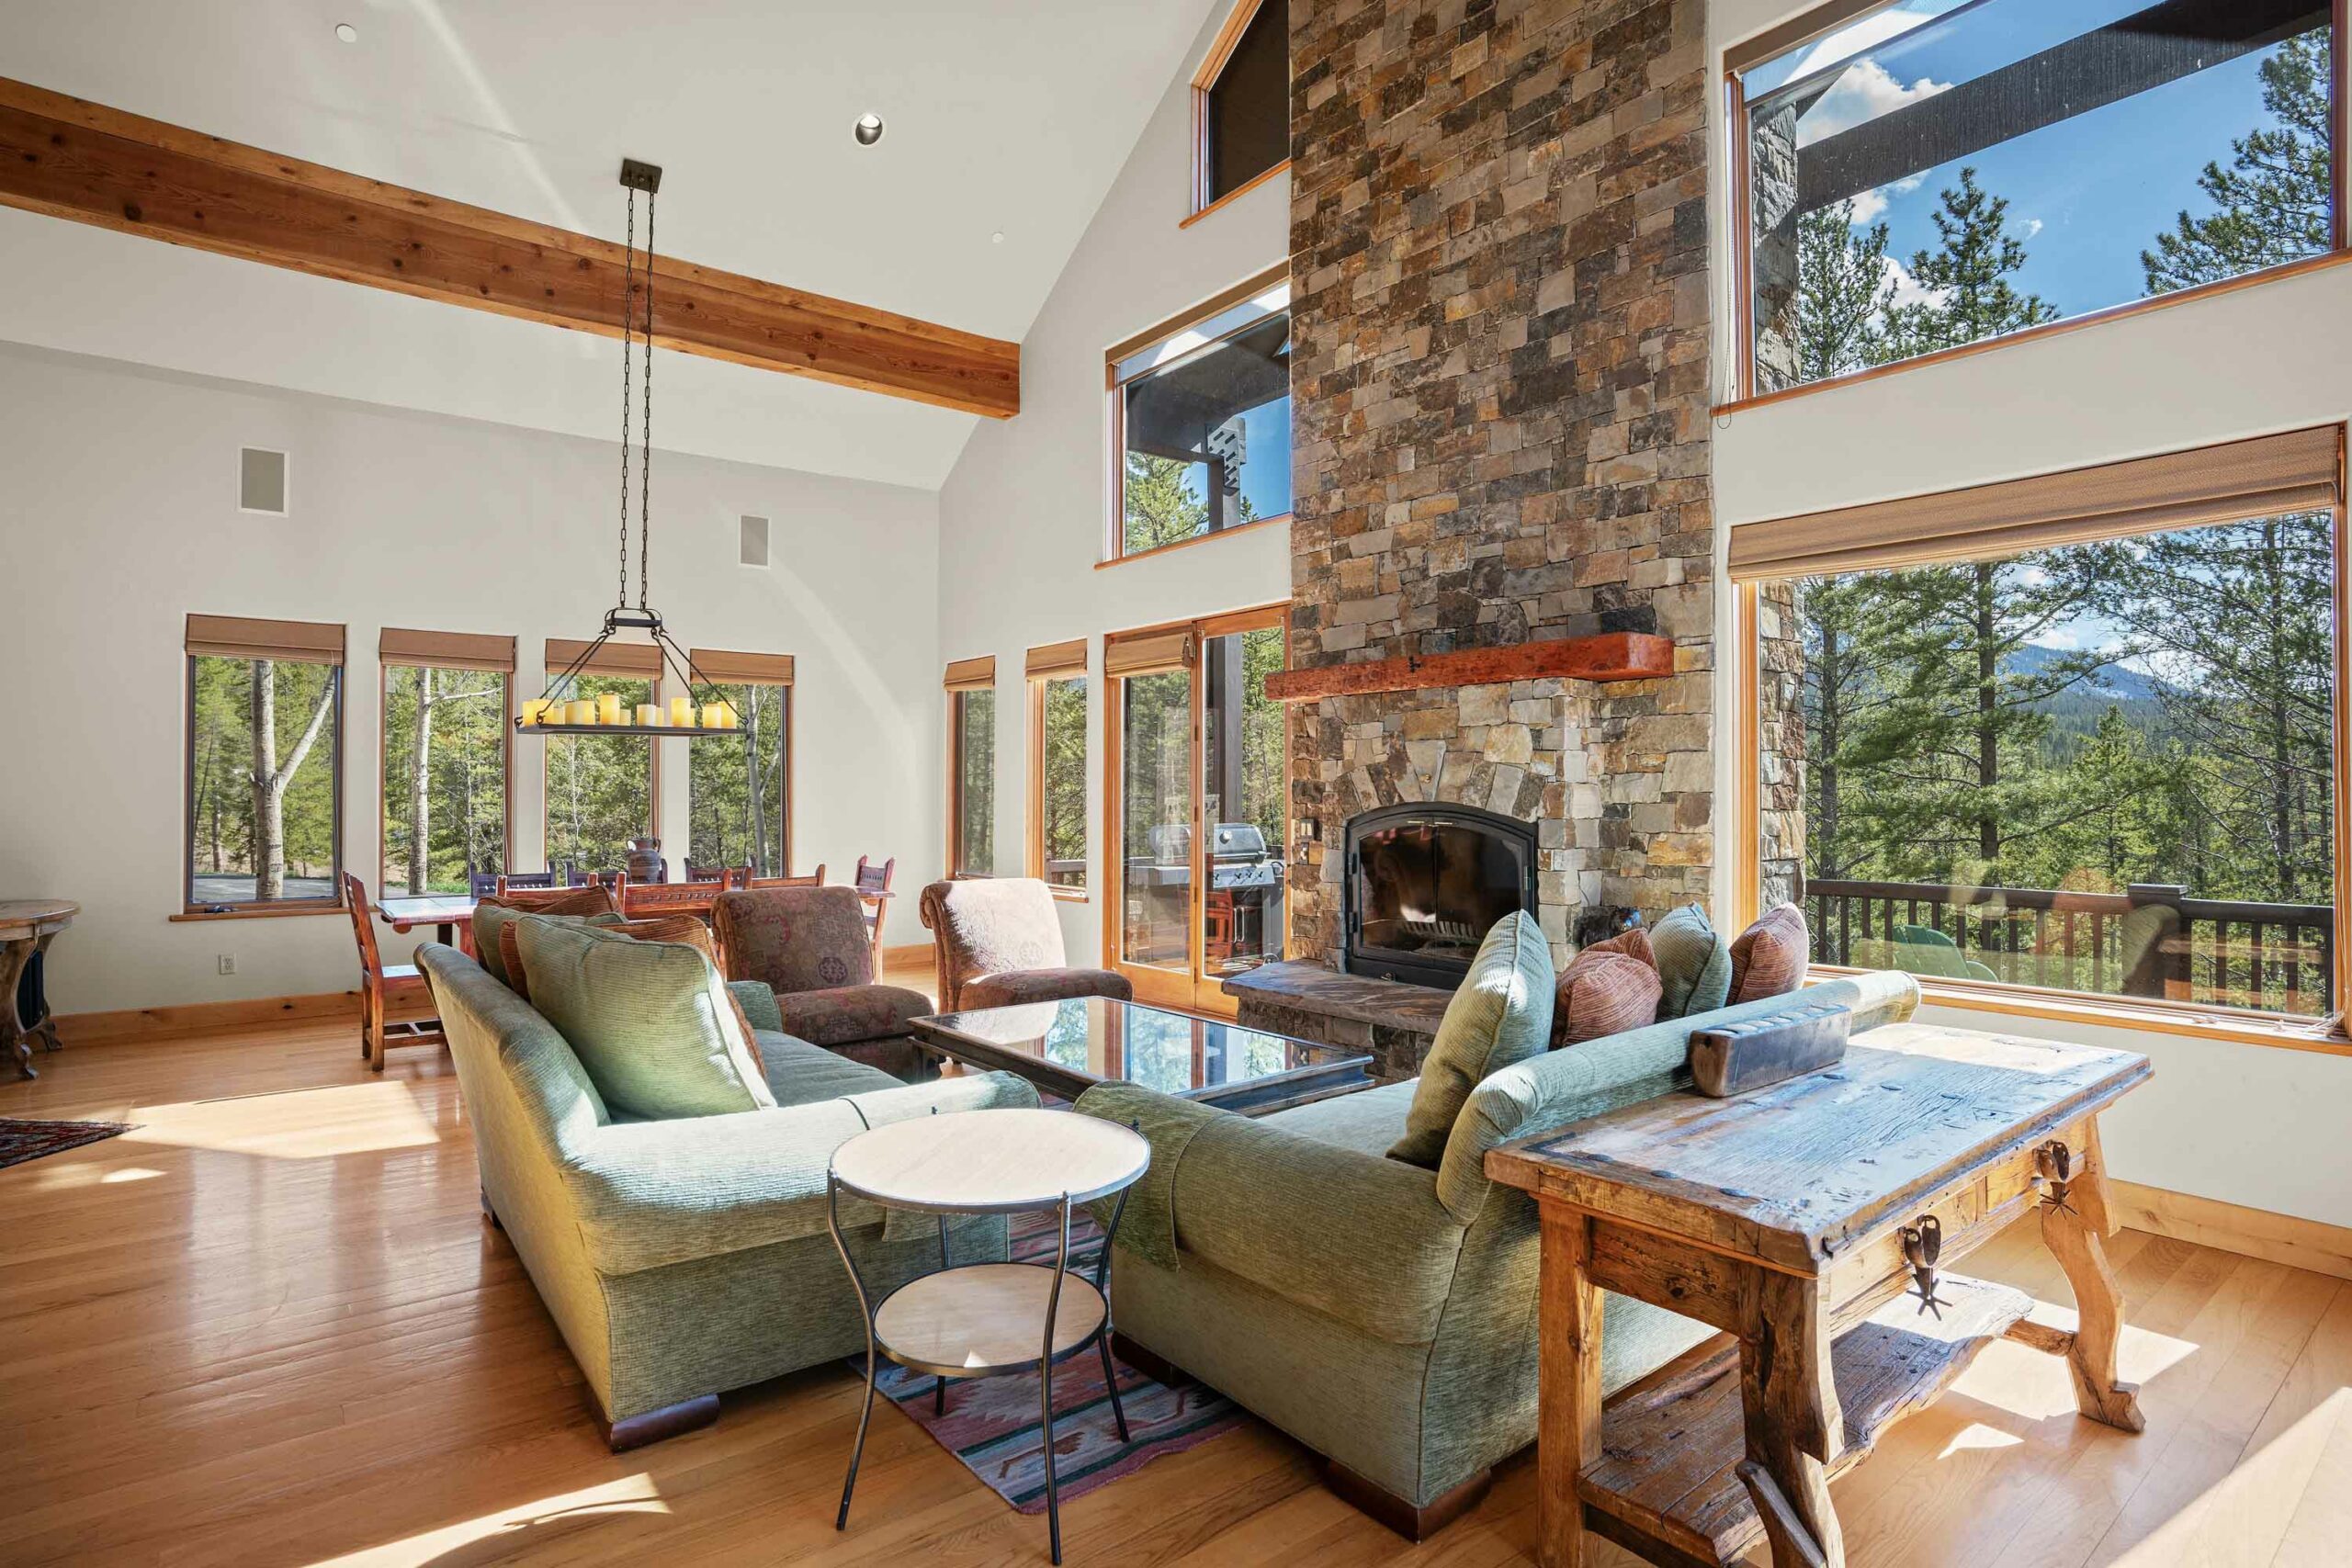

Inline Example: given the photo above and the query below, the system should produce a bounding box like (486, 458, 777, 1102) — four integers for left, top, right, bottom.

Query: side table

(0, 900, 77, 1080)
(827, 1107, 1150, 1565)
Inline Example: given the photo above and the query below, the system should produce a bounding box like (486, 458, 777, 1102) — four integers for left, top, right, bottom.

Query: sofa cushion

(516, 918, 776, 1121)
(1261, 1078, 1418, 1156)
(474, 889, 618, 987)
(1652, 904, 1732, 1019)
(1554, 949, 1663, 1045)
(1729, 903, 1809, 1004)
(756, 1031, 904, 1106)
(774, 985, 935, 1048)
(1387, 912, 1555, 1168)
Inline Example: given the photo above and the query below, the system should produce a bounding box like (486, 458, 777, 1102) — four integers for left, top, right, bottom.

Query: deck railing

(1804, 877, 2336, 1016)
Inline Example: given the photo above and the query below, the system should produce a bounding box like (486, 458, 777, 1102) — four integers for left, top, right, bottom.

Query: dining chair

(495, 870, 560, 894)
(469, 870, 502, 899)
(341, 871, 447, 1073)
(854, 854, 896, 974)
(747, 865, 826, 889)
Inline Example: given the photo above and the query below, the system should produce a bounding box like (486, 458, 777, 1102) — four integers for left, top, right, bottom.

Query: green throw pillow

(1387, 912, 1555, 1168)
(1652, 904, 1732, 1019)
(471, 902, 619, 987)
(514, 918, 776, 1121)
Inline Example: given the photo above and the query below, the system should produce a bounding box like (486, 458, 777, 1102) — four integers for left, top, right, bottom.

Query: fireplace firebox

(1341, 802, 1540, 988)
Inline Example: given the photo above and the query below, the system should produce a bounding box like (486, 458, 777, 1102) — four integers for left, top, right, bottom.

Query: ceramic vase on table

(625, 838, 664, 885)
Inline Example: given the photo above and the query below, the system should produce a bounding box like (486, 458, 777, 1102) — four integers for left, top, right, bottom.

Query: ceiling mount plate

(618, 159, 663, 193)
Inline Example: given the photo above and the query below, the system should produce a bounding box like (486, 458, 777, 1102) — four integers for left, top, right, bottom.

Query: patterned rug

(853, 1209, 1246, 1515)
(0, 1117, 134, 1172)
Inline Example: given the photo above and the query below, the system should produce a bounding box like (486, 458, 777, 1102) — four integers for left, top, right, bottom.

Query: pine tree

(2143, 30, 2333, 293)
(1123, 453, 1212, 553)
(1883, 167, 2059, 358)
(1794, 200, 1894, 381)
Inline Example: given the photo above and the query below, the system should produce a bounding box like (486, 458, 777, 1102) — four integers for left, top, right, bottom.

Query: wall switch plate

(218, 954, 236, 976)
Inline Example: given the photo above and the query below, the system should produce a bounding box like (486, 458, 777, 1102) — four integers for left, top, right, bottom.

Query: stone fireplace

(1229, 0, 1718, 1076)
(1343, 800, 1540, 987)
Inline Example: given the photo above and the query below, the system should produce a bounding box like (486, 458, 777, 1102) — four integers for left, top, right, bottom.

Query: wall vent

(740, 514, 770, 568)
(239, 447, 288, 514)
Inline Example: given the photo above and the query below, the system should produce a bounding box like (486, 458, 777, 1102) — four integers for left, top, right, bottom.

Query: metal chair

(341, 872, 447, 1072)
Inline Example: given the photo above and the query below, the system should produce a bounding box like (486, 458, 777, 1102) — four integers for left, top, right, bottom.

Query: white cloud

(2018, 217, 2045, 240)
(1882, 254, 1944, 311)
(1798, 59, 1952, 147)
(1849, 175, 1927, 225)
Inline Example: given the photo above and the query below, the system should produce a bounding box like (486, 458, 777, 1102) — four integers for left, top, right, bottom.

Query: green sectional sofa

(417, 942, 1041, 1448)
(1072, 966, 1920, 1535)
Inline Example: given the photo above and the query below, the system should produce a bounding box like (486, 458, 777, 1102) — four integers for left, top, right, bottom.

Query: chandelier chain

(639, 188, 655, 609)
(618, 186, 637, 612)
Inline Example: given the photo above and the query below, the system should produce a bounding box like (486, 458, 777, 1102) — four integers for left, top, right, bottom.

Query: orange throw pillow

(1553, 948, 1662, 1046)
(1728, 903, 1810, 1004)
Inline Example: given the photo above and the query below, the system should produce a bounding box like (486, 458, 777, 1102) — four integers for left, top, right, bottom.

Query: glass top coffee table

(909, 996, 1373, 1116)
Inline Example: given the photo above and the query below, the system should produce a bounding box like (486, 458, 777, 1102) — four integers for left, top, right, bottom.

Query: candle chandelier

(518, 159, 743, 739)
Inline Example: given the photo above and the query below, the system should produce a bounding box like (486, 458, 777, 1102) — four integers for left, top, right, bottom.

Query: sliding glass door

(1104, 607, 1287, 1013)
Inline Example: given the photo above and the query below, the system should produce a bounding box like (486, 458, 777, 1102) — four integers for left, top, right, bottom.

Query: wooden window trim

(1739, 425, 2352, 1048)
(1095, 511, 1292, 570)
(182, 648, 346, 915)
(1720, 0, 2352, 412)
(1188, 0, 1278, 220)
(377, 659, 515, 898)
(1027, 671, 1091, 902)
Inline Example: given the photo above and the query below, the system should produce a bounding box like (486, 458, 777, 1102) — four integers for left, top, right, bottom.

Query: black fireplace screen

(1342, 803, 1539, 988)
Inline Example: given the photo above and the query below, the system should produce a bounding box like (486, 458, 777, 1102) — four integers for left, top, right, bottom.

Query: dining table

(375, 894, 481, 954)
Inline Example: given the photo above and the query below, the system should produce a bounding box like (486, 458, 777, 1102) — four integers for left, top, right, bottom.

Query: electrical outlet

(218, 954, 237, 976)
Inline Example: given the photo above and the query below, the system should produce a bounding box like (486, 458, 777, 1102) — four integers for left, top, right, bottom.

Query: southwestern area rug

(851, 1210, 1247, 1515)
(0, 1117, 135, 1172)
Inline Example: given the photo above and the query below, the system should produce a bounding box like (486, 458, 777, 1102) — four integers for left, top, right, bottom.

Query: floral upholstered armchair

(712, 886, 933, 1057)
(918, 877, 1133, 1012)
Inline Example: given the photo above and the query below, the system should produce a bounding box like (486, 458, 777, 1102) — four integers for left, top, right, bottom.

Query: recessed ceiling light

(854, 112, 885, 147)
(334, 22, 358, 43)
(990, 231, 1005, 244)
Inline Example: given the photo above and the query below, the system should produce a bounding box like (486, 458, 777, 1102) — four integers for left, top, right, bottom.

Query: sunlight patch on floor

(122, 1080, 441, 1159)
(303, 1472, 668, 1566)
(1943, 1311, 2199, 1423)
(2109, 1387, 2352, 1566)
(1937, 1420, 2025, 1459)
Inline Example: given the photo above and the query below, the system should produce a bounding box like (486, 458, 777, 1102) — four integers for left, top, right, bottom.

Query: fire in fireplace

(1341, 803, 1539, 988)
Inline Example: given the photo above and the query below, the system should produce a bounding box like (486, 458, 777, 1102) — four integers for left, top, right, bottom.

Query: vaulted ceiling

(0, 0, 1220, 486)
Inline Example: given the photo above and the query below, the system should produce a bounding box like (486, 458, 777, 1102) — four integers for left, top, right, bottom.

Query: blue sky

(1748, 0, 2321, 320)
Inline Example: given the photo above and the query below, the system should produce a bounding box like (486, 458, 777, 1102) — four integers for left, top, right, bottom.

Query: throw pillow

(1729, 903, 1810, 1004)
(488, 908, 621, 995)
(1553, 949, 1663, 1046)
(514, 918, 775, 1120)
(1652, 903, 1733, 1019)
(603, 915, 763, 1070)
(472, 886, 618, 987)
(1585, 926, 1656, 968)
(1388, 911, 1555, 1169)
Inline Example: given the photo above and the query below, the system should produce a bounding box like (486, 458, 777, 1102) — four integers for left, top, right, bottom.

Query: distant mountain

(2006, 643, 2163, 704)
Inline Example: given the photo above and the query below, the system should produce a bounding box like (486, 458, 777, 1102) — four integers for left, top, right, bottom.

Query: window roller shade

(689, 649, 795, 685)
(1025, 639, 1088, 679)
(545, 637, 664, 679)
(186, 615, 345, 665)
(1728, 426, 2344, 582)
(1103, 628, 1195, 678)
(944, 655, 997, 693)
(379, 628, 516, 672)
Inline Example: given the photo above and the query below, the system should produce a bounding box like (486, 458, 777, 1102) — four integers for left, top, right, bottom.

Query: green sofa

(1071, 968, 1919, 1534)
(417, 942, 1042, 1448)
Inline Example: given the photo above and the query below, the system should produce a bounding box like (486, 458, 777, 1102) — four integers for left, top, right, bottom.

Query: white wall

(934, 2, 1292, 965)
(1702, 0, 2352, 1226)
(0, 342, 943, 1016)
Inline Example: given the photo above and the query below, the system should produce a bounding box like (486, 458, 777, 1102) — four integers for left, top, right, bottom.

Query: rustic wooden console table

(1487, 1021, 2151, 1568)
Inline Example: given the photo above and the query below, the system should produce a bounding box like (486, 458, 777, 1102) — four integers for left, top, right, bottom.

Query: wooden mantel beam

(0, 78, 1021, 418)
(1262, 633, 1674, 703)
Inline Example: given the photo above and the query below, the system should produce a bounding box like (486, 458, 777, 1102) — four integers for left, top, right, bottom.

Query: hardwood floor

(4, 1009, 2348, 1566)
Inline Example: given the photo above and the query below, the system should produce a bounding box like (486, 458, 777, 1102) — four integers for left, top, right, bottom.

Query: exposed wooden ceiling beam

(0, 78, 1021, 418)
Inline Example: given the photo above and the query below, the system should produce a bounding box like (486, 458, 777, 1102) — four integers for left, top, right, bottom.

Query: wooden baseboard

(882, 942, 932, 965)
(53, 990, 358, 1047)
(2111, 1179, 2352, 1282)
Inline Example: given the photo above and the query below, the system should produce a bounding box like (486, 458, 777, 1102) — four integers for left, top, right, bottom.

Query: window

(1027, 640, 1090, 895)
(1192, 0, 1288, 214)
(541, 637, 659, 880)
(687, 649, 793, 878)
(1739, 426, 2348, 1033)
(947, 656, 997, 877)
(379, 629, 513, 897)
(1109, 265, 1291, 561)
(1732, 0, 2341, 398)
(184, 615, 345, 912)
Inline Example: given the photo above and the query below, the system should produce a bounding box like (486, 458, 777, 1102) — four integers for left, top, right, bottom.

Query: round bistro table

(826, 1107, 1150, 1565)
